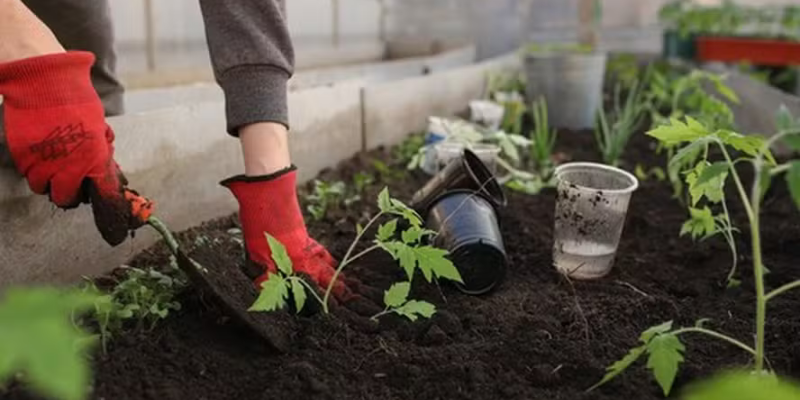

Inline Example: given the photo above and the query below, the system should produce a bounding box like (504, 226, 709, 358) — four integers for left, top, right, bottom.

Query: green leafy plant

(106, 266, 184, 332)
(370, 282, 436, 322)
(252, 188, 461, 316)
(248, 234, 319, 313)
(353, 171, 375, 194)
(591, 116, 800, 396)
(0, 287, 99, 400)
(394, 133, 426, 167)
(306, 180, 359, 221)
(606, 53, 641, 90)
(646, 68, 739, 201)
(595, 78, 649, 166)
(529, 97, 558, 175)
(494, 91, 526, 136)
(634, 164, 666, 182)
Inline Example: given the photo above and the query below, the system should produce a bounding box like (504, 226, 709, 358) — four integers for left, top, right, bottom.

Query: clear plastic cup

(552, 162, 639, 279)
(435, 142, 501, 173)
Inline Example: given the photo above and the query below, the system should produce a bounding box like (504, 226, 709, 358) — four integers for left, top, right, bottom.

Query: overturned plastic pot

(426, 191, 507, 295)
(410, 148, 507, 215)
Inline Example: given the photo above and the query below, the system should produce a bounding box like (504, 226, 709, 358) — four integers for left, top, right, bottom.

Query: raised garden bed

(5, 127, 798, 400)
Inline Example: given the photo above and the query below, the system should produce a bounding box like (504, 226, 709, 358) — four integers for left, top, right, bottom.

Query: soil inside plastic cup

(552, 162, 638, 280)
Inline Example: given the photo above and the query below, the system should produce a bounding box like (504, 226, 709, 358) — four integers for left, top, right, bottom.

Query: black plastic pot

(410, 148, 506, 215)
(426, 191, 507, 295)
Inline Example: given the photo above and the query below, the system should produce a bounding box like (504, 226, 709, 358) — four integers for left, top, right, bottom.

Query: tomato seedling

(591, 115, 800, 396)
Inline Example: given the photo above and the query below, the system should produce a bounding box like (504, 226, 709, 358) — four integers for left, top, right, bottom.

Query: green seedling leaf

(588, 346, 647, 391)
(0, 288, 99, 400)
(709, 75, 739, 103)
(646, 333, 685, 396)
(716, 131, 772, 162)
(727, 278, 742, 288)
(289, 278, 307, 314)
(356, 223, 364, 236)
(635, 164, 648, 180)
(681, 207, 717, 240)
(384, 282, 411, 308)
(394, 300, 436, 321)
(249, 274, 288, 312)
(413, 246, 463, 283)
(378, 187, 392, 212)
(640, 320, 673, 343)
(647, 117, 710, 145)
(684, 371, 800, 400)
(377, 220, 398, 242)
(687, 161, 728, 205)
(787, 161, 800, 210)
(390, 199, 423, 227)
(266, 234, 292, 276)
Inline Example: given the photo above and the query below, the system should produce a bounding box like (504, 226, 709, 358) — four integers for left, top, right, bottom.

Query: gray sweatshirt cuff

(217, 65, 290, 136)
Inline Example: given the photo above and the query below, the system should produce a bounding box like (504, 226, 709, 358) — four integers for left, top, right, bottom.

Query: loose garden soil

(7, 131, 800, 400)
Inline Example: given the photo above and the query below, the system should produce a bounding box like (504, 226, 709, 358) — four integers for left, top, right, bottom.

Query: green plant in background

(494, 91, 527, 136)
(306, 180, 359, 221)
(634, 164, 667, 182)
(605, 54, 642, 90)
(370, 282, 436, 322)
(595, 79, 648, 166)
(252, 188, 461, 316)
(529, 97, 557, 175)
(394, 133, 426, 167)
(353, 171, 375, 194)
(0, 287, 99, 400)
(486, 70, 525, 99)
(591, 115, 800, 396)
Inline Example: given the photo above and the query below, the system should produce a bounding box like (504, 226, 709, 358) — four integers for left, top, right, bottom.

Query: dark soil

(7, 131, 800, 400)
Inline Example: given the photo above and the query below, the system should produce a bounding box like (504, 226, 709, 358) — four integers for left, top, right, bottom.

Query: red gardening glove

(0, 51, 151, 245)
(222, 167, 350, 299)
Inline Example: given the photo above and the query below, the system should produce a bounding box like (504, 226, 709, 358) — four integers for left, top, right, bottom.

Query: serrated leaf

(640, 321, 673, 343)
(384, 282, 411, 308)
(647, 117, 710, 146)
(394, 300, 436, 321)
(717, 131, 775, 164)
(684, 371, 800, 400)
(290, 278, 307, 314)
(266, 234, 292, 276)
(413, 246, 463, 283)
(646, 333, 685, 395)
(390, 199, 423, 227)
(588, 345, 647, 391)
(0, 288, 99, 400)
(787, 161, 800, 210)
(711, 77, 739, 103)
(695, 162, 729, 187)
(681, 207, 717, 240)
(401, 226, 424, 245)
(376, 219, 398, 242)
(377, 187, 392, 212)
(249, 274, 288, 312)
(356, 223, 364, 236)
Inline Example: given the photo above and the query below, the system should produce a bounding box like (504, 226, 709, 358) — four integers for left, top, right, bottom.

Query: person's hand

(0, 51, 151, 245)
(222, 168, 350, 297)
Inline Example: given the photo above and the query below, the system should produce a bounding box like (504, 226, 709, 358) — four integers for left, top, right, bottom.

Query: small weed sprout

(353, 172, 375, 194)
(590, 115, 800, 396)
(594, 78, 649, 166)
(306, 180, 360, 221)
(251, 188, 462, 317)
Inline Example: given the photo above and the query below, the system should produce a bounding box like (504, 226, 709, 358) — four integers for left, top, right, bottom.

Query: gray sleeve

(198, 0, 295, 135)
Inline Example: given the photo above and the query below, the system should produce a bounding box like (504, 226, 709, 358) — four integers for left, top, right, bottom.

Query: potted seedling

(522, 1, 605, 130)
(694, 3, 800, 66)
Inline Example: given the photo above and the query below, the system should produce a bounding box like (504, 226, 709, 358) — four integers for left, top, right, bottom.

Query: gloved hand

(223, 167, 370, 300)
(0, 51, 151, 245)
